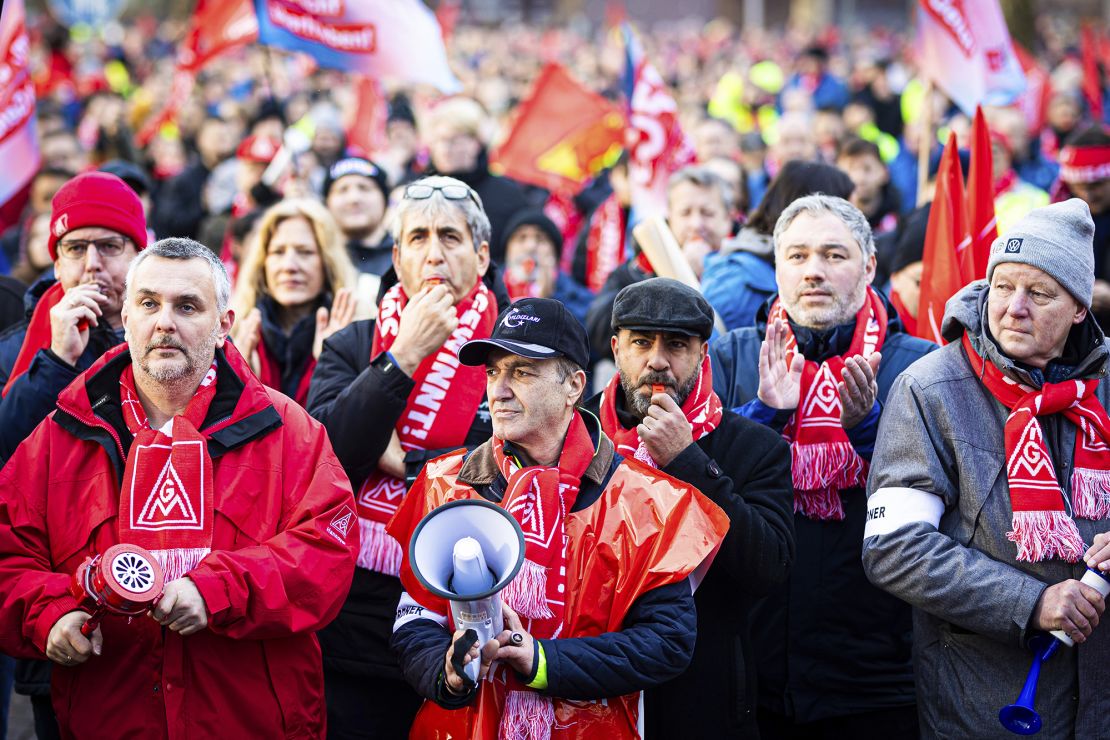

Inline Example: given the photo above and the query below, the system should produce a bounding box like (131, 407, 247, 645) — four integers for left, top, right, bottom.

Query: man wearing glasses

(307, 175, 509, 737)
(0, 172, 147, 462)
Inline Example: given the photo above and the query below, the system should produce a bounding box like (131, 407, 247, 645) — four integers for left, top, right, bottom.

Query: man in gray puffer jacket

(863, 198, 1110, 739)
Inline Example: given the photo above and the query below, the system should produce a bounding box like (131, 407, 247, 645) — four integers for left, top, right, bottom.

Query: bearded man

(710, 194, 936, 737)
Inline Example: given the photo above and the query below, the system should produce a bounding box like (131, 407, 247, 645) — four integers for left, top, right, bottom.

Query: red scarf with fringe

(491, 412, 595, 740)
(770, 287, 887, 520)
(962, 334, 1110, 562)
(598, 354, 723, 468)
(2, 281, 66, 398)
(585, 194, 626, 293)
(354, 280, 497, 576)
(117, 361, 218, 581)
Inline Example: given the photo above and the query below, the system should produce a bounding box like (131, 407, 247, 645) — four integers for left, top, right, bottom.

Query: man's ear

(476, 241, 490, 277)
(1074, 305, 1088, 325)
(215, 309, 235, 347)
(568, 369, 587, 407)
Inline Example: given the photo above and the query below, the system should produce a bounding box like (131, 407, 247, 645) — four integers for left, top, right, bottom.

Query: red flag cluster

(917, 107, 998, 345)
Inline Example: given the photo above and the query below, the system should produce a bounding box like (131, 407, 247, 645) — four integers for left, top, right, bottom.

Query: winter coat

(862, 281, 1110, 739)
(0, 342, 358, 739)
(709, 294, 936, 722)
(151, 158, 211, 241)
(702, 227, 778, 332)
(582, 391, 795, 738)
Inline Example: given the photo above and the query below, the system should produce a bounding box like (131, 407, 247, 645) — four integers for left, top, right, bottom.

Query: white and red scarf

(117, 361, 219, 581)
(598, 354, 723, 468)
(962, 334, 1110, 562)
(355, 280, 498, 576)
(770, 287, 887, 521)
(492, 412, 595, 740)
(584, 194, 626, 293)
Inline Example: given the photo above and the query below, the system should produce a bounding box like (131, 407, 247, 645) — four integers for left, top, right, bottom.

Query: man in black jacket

(307, 175, 508, 738)
(387, 296, 728, 738)
(582, 277, 794, 737)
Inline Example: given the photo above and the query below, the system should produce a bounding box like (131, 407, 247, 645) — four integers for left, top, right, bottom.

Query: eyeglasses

(403, 183, 483, 209)
(56, 237, 130, 260)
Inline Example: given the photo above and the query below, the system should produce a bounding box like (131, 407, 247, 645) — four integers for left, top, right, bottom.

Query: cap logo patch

(501, 307, 541, 329)
(1005, 237, 1023, 253)
(53, 213, 68, 237)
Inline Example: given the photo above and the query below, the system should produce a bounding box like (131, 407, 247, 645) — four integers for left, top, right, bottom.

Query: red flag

(0, 0, 40, 211)
(435, 0, 461, 42)
(346, 75, 388, 157)
(1082, 24, 1104, 122)
(964, 107, 997, 282)
(491, 63, 624, 194)
(917, 132, 971, 346)
(1013, 43, 1049, 135)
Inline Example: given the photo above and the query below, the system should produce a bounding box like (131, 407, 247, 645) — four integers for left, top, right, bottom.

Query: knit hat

(322, 157, 390, 200)
(499, 209, 563, 261)
(48, 172, 148, 261)
(986, 198, 1095, 308)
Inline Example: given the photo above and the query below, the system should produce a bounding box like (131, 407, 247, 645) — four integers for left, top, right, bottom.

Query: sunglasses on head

(403, 183, 482, 209)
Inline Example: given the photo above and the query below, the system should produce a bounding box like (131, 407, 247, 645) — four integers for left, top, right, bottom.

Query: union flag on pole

(253, 0, 460, 93)
(0, 0, 39, 207)
(622, 23, 695, 215)
(917, 132, 971, 345)
(964, 106, 997, 282)
(491, 63, 624, 194)
(916, 0, 1026, 116)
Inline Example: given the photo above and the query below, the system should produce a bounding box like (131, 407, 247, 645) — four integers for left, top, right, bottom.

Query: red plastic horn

(70, 544, 165, 636)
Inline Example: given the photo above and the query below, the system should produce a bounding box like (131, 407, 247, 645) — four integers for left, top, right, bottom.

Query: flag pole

(917, 79, 933, 207)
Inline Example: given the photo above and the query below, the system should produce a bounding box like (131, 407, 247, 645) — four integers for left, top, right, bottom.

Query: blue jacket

(552, 272, 594, 328)
(708, 294, 936, 722)
(701, 234, 778, 332)
(0, 276, 125, 462)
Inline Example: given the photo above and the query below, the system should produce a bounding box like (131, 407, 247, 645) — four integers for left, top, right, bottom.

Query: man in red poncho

(388, 296, 729, 739)
(0, 237, 358, 738)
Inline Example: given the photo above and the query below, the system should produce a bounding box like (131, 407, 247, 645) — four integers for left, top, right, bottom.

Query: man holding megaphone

(388, 297, 729, 739)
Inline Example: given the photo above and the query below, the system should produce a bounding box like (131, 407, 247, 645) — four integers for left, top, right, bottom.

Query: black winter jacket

(582, 391, 795, 737)
(708, 295, 935, 722)
(584, 258, 650, 362)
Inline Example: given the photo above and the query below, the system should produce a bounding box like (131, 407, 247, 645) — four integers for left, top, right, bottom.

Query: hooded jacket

(701, 227, 778, 332)
(0, 342, 358, 739)
(863, 281, 1110, 739)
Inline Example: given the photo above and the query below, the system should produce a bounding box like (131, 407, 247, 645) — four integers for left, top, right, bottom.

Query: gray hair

(390, 175, 492, 249)
(125, 237, 232, 313)
(772, 194, 876, 260)
(667, 165, 734, 215)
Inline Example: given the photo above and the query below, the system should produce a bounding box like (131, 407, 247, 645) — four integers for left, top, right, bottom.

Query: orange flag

(964, 107, 997, 282)
(917, 132, 971, 346)
(491, 63, 624, 194)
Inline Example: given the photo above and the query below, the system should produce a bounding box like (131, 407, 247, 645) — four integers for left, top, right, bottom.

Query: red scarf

(354, 280, 497, 576)
(256, 336, 316, 407)
(585, 194, 626, 293)
(890, 289, 917, 337)
(961, 334, 1110, 562)
(598, 354, 723, 468)
(993, 168, 1019, 199)
(492, 412, 595, 739)
(117, 361, 219, 581)
(769, 287, 887, 520)
(2, 281, 67, 398)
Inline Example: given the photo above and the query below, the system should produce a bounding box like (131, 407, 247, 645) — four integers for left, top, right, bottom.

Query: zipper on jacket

(56, 396, 125, 461)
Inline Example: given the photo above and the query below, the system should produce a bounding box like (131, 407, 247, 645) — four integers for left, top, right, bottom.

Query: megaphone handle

(81, 609, 104, 638)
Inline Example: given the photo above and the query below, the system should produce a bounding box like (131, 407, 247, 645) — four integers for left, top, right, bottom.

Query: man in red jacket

(0, 237, 358, 739)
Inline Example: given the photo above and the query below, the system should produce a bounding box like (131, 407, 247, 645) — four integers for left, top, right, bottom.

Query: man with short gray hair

(710, 194, 935, 736)
(307, 175, 512, 736)
(0, 236, 358, 738)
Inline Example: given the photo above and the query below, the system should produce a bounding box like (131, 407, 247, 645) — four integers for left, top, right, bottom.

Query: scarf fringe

(501, 559, 555, 620)
(1072, 467, 1110, 519)
(794, 489, 846, 521)
(150, 547, 211, 582)
(790, 441, 866, 491)
(499, 690, 554, 740)
(357, 518, 403, 576)
(1007, 510, 1087, 563)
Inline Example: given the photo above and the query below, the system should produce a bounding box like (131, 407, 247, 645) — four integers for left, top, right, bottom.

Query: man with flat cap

(388, 297, 729, 739)
(582, 277, 794, 738)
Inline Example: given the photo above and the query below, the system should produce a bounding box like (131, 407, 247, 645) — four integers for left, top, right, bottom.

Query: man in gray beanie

(863, 198, 1110, 738)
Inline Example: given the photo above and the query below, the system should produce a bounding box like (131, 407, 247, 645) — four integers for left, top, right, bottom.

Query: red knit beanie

(48, 172, 148, 260)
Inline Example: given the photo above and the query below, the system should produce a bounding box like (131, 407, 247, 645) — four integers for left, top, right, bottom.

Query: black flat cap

(612, 277, 714, 340)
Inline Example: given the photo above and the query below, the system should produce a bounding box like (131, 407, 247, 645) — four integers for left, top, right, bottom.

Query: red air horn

(70, 544, 165, 637)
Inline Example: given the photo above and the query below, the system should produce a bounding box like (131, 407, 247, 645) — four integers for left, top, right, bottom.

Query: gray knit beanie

(986, 198, 1095, 308)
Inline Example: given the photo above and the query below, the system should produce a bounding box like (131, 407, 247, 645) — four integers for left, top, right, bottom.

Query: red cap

(48, 172, 148, 261)
(236, 135, 280, 164)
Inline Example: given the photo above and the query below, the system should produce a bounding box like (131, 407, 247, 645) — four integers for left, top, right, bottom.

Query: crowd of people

(0, 6, 1110, 740)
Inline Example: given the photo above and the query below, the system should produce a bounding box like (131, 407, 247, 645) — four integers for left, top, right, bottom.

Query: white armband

(393, 591, 448, 632)
(863, 487, 945, 539)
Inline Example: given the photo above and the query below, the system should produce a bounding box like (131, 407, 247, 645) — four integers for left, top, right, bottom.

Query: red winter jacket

(0, 342, 359, 739)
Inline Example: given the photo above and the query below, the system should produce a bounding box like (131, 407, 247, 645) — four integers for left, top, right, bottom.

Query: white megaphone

(409, 499, 526, 684)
